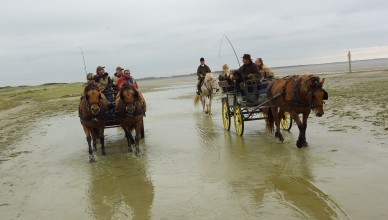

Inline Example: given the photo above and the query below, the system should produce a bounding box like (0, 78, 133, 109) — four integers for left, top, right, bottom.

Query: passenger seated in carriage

(93, 66, 114, 103)
(117, 69, 138, 90)
(230, 54, 260, 95)
(218, 64, 234, 92)
(255, 58, 274, 80)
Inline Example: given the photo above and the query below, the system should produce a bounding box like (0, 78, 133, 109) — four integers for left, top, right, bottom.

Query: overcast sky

(1, 0, 388, 86)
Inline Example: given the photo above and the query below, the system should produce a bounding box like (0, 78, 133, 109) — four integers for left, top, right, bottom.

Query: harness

(279, 76, 327, 110)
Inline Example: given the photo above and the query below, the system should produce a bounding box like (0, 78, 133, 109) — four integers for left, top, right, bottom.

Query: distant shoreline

(1, 57, 387, 88)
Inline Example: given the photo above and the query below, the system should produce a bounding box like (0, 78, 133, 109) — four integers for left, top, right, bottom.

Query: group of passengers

(87, 66, 138, 103)
(196, 54, 274, 95)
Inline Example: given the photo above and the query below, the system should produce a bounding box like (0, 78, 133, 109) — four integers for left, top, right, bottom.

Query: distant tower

(348, 51, 352, 73)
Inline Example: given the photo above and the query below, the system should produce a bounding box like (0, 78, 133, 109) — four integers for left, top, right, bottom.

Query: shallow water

(1, 83, 388, 219)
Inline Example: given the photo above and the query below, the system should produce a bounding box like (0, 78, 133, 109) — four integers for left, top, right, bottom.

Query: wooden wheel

(233, 105, 244, 136)
(221, 100, 231, 131)
(281, 112, 292, 131)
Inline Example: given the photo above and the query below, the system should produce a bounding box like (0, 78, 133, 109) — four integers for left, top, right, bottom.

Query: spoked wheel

(281, 112, 292, 131)
(221, 100, 231, 131)
(233, 105, 244, 136)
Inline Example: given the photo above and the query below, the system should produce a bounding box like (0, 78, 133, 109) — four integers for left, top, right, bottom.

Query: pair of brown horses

(265, 74, 328, 148)
(79, 82, 145, 162)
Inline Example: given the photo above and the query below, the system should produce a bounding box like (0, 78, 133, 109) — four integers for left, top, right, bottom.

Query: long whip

(219, 34, 241, 67)
(79, 46, 87, 77)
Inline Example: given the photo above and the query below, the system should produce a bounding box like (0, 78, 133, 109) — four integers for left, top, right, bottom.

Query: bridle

(204, 77, 218, 95)
(307, 82, 328, 110)
(85, 91, 101, 115)
(120, 89, 138, 117)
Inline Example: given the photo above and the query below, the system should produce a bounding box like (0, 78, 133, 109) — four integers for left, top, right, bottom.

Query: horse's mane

(299, 74, 320, 93)
(84, 81, 99, 94)
(120, 81, 136, 93)
(204, 73, 215, 82)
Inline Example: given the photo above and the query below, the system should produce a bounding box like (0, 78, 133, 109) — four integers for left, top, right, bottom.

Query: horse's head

(120, 82, 138, 116)
(205, 73, 219, 93)
(309, 77, 328, 117)
(84, 82, 102, 115)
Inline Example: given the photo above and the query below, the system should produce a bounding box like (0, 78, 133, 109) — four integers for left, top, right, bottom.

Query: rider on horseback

(196, 57, 211, 95)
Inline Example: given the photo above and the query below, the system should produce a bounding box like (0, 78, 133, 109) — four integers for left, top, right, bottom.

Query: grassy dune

(0, 83, 84, 111)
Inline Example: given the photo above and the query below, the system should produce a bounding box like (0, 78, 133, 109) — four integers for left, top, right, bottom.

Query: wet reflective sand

(1, 83, 388, 219)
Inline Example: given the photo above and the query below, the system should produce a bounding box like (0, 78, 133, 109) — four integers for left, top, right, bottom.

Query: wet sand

(1, 71, 388, 219)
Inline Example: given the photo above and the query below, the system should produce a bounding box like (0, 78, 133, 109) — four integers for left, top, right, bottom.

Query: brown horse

(115, 82, 146, 154)
(79, 82, 109, 162)
(266, 74, 328, 148)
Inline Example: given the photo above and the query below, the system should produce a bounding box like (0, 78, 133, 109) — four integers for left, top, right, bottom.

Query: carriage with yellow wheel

(219, 79, 292, 136)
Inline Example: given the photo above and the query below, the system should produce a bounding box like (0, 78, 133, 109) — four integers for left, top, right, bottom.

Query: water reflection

(87, 137, 154, 220)
(194, 110, 347, 219)
(221, 134, 346, 219)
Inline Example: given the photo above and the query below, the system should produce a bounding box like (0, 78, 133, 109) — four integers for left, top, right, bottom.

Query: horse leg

(289, 111, 305, 148)
(201, 96, 206, 113)
(83, 126, 95, 162)
(99, 127, 106, 156)
(208, 95, 212, 115)
(134, 122, 142, 156)
(299, 113, 309, 147)
(272, 107, 284, 142)
(124, 128, 134, 152)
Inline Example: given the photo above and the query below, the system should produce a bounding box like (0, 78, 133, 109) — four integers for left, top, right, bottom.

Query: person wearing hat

(93, 66, 112, 92)
(93, 66, 114, 102)
(196, 57, 212, 95)
(112, 66, 124, 87)
(233, 54, 260, 86)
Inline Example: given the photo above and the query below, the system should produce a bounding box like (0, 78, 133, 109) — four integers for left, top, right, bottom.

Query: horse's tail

(193, 94, 200, 107)
(265, 108, 274, 133)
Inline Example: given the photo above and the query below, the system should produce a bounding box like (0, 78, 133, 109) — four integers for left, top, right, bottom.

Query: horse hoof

(128, 147, 133, 153)
(296, 140, 308, 148)
(101, 151, 106, 156)
(88, 155, 96, 163)
(135, 148, 140, 157)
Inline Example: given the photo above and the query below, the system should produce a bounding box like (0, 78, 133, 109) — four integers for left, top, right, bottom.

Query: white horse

(194, 73, 219, 115)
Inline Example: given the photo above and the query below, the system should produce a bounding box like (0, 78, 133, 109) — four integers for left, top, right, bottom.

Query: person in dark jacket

(233, 54, 260, 86)
(196, 57, 212, 95)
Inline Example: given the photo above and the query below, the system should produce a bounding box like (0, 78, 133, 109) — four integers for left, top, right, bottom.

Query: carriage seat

(258, 80, 270, 95)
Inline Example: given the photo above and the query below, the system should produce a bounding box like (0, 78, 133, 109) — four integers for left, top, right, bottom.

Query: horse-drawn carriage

(219, 78, 292, 136)
(79, 82, 146, 162)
